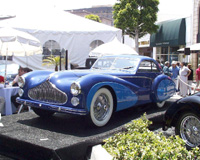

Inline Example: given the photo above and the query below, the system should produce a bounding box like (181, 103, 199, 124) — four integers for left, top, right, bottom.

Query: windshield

(92, 57, 139, 71)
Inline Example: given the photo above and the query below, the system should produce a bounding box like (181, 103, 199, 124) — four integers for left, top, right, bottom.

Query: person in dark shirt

(187, 64, 193, 95)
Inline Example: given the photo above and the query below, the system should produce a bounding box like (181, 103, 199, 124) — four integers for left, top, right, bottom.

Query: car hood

(47, 69, 134, 92)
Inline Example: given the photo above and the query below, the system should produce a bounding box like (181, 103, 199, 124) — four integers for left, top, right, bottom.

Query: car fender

(86, 82, 138, 112)
(164, 96, 200, 127)
(77, 74, 139, 112)
(152, 74, 175, 102)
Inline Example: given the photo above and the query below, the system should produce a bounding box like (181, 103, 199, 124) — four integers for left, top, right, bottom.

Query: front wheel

(175, 112, 200, 149)
(89, 88, 114, 127)
(32, 108, 55, 118)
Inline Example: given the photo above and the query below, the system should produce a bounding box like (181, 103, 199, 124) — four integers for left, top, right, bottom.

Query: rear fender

(152, 74, 175, 102)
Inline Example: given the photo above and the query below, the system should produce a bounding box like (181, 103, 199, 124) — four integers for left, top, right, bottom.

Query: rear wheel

(32, 108, 55, 117)
(175, 112, 200, 149)
(89, 88, 114, 127)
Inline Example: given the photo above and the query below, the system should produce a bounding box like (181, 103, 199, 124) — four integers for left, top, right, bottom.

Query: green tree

(85, 14, 102, 23)
(113, 0, 159, 53)
(42, 55, 63, 71)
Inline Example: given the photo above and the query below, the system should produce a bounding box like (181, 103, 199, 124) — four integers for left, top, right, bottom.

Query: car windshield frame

(91, 57, 140, 72)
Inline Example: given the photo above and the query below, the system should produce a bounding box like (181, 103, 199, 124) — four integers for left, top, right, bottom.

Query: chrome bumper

(16, 98, 87, 116)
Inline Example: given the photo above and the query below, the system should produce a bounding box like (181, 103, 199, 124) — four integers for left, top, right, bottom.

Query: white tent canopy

(89, 37, 138, 57)
(0, 8, 121, 69)
(178, 43, 200, 52)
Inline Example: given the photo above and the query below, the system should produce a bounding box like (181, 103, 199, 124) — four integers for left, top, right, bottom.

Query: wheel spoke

(180, 115, 200, 147)
(93, 93, 110, 121)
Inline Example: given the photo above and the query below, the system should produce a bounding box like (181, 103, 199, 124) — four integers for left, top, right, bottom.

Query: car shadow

(17, 102, 172, 137)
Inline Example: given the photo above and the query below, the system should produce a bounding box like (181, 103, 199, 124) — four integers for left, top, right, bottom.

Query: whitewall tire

(90, 88, 114, 127)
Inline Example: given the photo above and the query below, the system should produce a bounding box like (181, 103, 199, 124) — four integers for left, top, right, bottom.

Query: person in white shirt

(179, 62, 191, 97)
(12, 67, 26, 86)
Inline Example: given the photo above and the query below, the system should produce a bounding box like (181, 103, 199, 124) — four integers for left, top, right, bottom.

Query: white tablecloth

(0, 87, 19, 115)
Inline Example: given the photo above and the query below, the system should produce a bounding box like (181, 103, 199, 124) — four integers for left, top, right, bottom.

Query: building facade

(66, 5, 114, 26)
(150, 18, 190, 64)
(191, 0, 200, 72)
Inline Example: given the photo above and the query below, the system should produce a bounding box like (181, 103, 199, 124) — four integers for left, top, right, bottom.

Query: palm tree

(42, 55, 63, 71)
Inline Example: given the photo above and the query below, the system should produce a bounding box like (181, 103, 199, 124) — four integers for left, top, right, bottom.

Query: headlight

(71, 82, 81, 96)
(71, 97, 80, 106)
(18, 76, 25, 88)
(18, 89, 24, 97)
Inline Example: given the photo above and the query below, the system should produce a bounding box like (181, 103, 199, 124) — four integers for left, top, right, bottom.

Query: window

(138, 60, 159, 73)
(90, 40, 104, 51)
(152, 62, 160, 72)
(43, 40, 61, 59)
(92, 57, 139, 71)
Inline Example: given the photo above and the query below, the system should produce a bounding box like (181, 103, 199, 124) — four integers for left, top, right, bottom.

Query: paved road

(0, 95, 181, 160)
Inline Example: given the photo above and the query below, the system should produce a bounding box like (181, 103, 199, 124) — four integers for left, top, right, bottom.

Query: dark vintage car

(163, 92, 200, 148)
(17, 55, 175, 127)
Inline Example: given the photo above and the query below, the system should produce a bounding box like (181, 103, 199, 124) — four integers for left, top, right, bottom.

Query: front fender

(164, 96, 200, 127)
(86, 82, 138, 112)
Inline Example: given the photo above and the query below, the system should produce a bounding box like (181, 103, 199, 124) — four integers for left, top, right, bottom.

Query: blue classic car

(17, 55, 175, 127)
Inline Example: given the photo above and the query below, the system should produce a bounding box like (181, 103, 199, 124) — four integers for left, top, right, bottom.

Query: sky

(0, 0, 193, 22)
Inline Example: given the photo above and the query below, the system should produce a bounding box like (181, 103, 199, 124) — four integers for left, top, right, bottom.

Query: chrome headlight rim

(70, 82, 81, 96)
(18, 76, 25, 88)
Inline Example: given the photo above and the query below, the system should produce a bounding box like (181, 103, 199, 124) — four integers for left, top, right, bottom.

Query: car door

(133, 60, 161, 104)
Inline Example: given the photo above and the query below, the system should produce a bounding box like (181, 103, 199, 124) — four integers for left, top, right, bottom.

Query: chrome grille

(28, 80, 67, 105)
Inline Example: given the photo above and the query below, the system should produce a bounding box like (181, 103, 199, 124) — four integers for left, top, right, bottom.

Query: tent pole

(59, 51, 61, 71)
(65, 50, 68, 70)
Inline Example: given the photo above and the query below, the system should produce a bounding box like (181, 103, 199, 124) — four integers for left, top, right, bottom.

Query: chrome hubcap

(180, 115, 200, 148)
(94, 93, 110, 121)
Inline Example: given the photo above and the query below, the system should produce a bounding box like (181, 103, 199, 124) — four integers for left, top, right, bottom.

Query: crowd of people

(158, 60, 199, 97)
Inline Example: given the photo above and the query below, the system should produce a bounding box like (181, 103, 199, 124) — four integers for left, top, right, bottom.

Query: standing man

(179, 62, 191, 97)
(196, 64, 200, 88)
(163, 61, 171, 76)
(169, 61, 179, 91)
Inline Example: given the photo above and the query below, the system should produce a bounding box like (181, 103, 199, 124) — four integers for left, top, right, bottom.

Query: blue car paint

(152, 75, 176, 102)
(21, 70, 54, 99)
(86, 82, 138, 112)
(17, 55, 176, 116)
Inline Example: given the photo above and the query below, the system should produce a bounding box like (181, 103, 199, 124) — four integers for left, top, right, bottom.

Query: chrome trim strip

(118, 76, 153, 80)
(16, 98, 87, 115)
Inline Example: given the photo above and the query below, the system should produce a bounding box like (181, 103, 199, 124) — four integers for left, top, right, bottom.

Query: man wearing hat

(169, 61, 179, 91)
